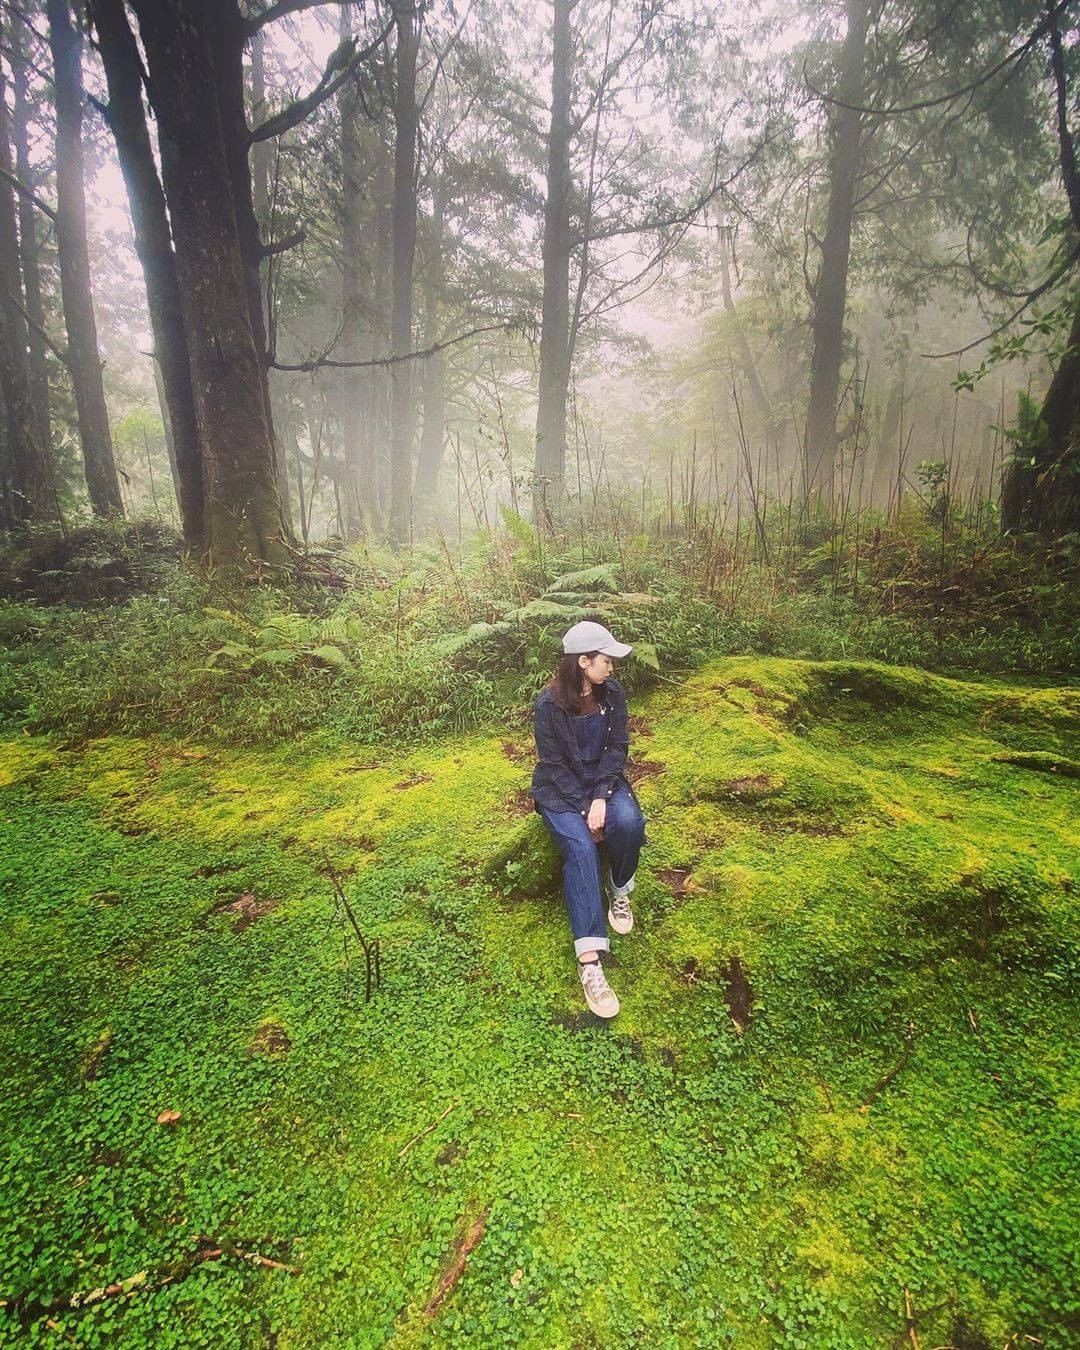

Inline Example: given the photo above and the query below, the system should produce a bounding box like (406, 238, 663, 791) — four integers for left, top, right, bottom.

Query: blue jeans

(539, 784, 646, 957)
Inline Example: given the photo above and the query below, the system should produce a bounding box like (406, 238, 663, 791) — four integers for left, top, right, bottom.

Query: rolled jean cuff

(574, 935, 610, 958)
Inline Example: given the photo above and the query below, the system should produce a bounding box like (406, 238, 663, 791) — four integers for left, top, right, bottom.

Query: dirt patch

(678, 957, 701, 985)
(627, 714, 654, 737)
(730, 679, 770, 700)
(724, 956, 754, 1033)
(190, 861, 236, 879)
(214, 892, 280, 932)
(342, 760, 382, 773)
(80, 1030, 113, 1083)
(507, 788, 534, 818)
(551, 1009, 604, 1033)
(90, 890, 122, 907)
(716, 774, 781, 802)
(393, 771, 434, 790)
(249, 1022, 291, 1057)
(625, 758, 664, 785)
(657, 866, 693, 898)
(435, 1140, 467, 1166)
(500, 740, 530, 764)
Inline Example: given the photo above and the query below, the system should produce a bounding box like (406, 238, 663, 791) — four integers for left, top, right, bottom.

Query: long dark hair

(549, 651, 600, 713)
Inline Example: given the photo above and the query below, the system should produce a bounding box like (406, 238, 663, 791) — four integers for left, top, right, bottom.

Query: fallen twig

(424, 1209, 488, 1318)
(903, 1287, 921, 1350)
(860, 1022, 917, 1111)
(398, 1102, 458, 1159)
(5, 1238, 299, 1325)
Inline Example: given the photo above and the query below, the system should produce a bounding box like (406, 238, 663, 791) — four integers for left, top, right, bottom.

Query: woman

(530, 621, 646, 1018)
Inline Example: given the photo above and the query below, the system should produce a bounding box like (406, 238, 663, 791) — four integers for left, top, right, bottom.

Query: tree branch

(259, 228, 305, 258)
(245, 0, 352, 36)
(0, 163, 56, 222)
(249, 22, 393, 145)
(270, 320, 525, 373)
(803, 0, 1072, 120)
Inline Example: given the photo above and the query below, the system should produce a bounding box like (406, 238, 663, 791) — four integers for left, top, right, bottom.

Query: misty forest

(0, 0, 1078, 1345)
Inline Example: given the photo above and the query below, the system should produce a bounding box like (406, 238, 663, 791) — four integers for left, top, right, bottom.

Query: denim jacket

(529, 677, 630, 814)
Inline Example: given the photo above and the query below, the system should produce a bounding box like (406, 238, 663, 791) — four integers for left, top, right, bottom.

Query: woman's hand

(587, 797, 607, 841)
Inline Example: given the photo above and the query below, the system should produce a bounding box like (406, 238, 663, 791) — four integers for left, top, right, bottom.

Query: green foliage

(0, 510, 1076, 750)
(0, 656, 1077, 1345)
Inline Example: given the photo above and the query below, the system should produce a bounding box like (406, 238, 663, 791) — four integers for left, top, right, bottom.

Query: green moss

(1, 657, 1077, 1346)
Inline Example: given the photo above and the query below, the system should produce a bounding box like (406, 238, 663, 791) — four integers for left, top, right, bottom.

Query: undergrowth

(0, 504, 1076, 747)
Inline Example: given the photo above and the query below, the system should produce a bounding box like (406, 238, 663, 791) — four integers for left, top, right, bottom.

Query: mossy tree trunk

(129, 0, 288, 569)
(1002, 298, 1080, 537)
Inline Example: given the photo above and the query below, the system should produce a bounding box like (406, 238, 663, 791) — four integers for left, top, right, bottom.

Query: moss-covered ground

(1, 657, 1077, 1347)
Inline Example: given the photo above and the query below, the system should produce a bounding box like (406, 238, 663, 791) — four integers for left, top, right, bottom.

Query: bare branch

(259, 228, 305, 258)
(245, 0, 352, 36)
(249, 23, 394, 145)
(271, 319, 525, 373)
(0, 163, 56, 222)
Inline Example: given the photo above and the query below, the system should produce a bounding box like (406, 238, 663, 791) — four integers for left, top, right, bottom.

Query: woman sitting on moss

(529, 622, 646, 1019)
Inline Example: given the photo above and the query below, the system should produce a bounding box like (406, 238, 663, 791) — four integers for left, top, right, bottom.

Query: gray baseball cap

(561, 621, 633, 658)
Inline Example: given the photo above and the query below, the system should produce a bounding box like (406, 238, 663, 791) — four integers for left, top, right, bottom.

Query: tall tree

(803, 0, 870, 506)
(534, 0, 573, 523)
(46, 0, 123, 517)
(0, 51, 53, 525)
(90, 0, 204, 548)
(11, 8, 50, 446)
(388, 0, 422, 543)
(128, 0, 288, 567)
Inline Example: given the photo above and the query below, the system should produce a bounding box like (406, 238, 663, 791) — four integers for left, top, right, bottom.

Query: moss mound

(1, 657, 1077, 1346)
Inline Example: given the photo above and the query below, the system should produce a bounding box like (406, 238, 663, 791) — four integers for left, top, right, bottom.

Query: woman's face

(578, 652, 614, 687)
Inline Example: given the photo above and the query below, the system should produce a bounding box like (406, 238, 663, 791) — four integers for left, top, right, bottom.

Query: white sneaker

(578, 959, 620, 1018)
(607, 875, 635, 935)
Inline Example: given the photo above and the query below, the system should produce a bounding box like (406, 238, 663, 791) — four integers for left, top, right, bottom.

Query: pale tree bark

(337, 3, 374, 537)
(46, 0, 124, 517)
(90, 0, 204, 548)
(534, 0, 573, 526)
(129, 0, 288, 568)
(249, 23, 294, 528)
(11, 12, 49, 445)
(414, 187, 446, 515)
(388, 0, 421, 544)
(0, 52, 53, 525)
(804, 0, 870, 509)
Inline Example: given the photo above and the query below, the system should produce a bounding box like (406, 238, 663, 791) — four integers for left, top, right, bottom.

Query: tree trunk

(0, 55, 53, 525)
(46, 0, 124, 518)
(414, 190, 446, 516)
(248, 24, 293, 530)
(718, 224, 778, 438)
(90, 0, 204, 548)
(130, 0, 287, 568)
(11, 12, 50, 445)
(1003, 298, 1080, 535)
(388, 0, 421, 544)
(337, 5, 374, 538)
(804, 0, 869, 508)
(534, 0, 573, 526)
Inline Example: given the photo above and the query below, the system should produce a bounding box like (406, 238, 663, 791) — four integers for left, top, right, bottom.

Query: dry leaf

(156, 1110, 182, 1127)
(510, 1268, 523, 1288)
